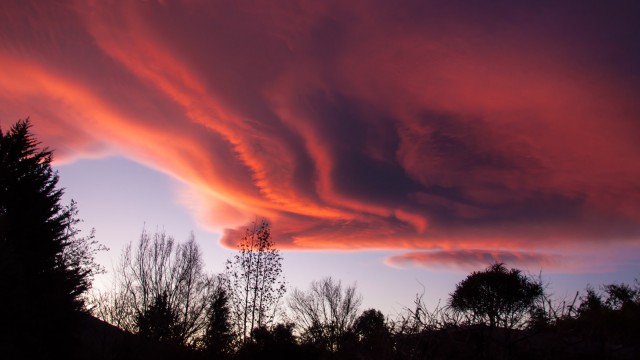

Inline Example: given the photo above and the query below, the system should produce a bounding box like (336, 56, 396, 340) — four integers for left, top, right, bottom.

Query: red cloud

(385, 250, 605, 274)
(1, 1, 639, 272)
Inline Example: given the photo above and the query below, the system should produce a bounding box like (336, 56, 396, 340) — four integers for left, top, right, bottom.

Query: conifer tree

(202, 282, 234, 358)
(0, 119, 103, 357)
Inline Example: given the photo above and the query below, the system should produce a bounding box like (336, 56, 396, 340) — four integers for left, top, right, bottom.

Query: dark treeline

(2, 118, 639, 359)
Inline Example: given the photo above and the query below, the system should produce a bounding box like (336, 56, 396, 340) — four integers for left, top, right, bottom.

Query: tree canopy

(448, 263, 543, 329)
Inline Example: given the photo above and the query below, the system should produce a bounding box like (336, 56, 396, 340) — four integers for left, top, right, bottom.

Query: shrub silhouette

(237, 323, 308, 360)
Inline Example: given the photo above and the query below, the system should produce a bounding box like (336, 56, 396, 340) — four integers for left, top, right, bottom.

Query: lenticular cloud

(1, 1, 639, 271)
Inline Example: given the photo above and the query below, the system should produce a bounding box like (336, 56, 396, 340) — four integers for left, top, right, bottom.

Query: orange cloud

(1, 1, 639, 272)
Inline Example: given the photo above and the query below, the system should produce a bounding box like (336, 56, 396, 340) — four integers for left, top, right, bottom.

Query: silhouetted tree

(137, 291, 181, 345)
(577, 282, 640, 317)
(449, 263, 543, 329)
(0, 119, 104, 357)
(603, 283, 639, 311)
(225, 219, 286, 342)
(95, 229, 213, 347)
(201, 279, 234, 359)
(578, 286, 607, 316)
(353, 309, 392, 359)
(288, 276, 362, 352)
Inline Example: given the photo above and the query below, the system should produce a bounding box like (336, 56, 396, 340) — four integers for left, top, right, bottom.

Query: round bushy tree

(353, 309, 392, 359)
(449, 263, 543, 329)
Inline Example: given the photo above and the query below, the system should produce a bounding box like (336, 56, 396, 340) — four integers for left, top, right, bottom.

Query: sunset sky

(1, 0, 639, 313)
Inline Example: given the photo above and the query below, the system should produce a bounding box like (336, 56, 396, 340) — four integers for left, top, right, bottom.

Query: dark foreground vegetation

(2, 118, 639, 359)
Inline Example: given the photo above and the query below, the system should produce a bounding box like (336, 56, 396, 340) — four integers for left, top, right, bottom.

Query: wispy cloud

(385, 249, 603, 274)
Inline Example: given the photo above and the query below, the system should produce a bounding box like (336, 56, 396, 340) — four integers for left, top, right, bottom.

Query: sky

(1, 0, 640, 314)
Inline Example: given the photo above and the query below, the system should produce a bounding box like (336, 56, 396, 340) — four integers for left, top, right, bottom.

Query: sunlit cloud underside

(1, 1, 639, 272)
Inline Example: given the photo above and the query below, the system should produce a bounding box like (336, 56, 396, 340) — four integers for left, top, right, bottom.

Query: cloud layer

(385, 249, 610, 274)
(1, 1, 639, 271)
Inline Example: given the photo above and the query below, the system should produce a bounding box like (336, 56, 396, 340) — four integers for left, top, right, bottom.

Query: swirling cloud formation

(1, 1, 639, 270)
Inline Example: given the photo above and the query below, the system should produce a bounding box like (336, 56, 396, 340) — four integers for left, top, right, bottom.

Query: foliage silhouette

(569, 282, 640, 353)
(0, 119, 104, 357)
(201, 280, 235, 358)
(237, 323, 308, 360)
(137, 291, 181, 345)
(449, 263, 543, 329)
(603, 282, 639, 311)
(353, 309, 392, 360)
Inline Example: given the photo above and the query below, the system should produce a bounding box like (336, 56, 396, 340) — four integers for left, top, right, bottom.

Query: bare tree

(93, 229, 214, 346)
(287, 277, 362, 351)
(225, 219, 286, 343)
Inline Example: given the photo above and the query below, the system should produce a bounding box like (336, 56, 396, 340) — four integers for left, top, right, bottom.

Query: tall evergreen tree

(202, 282, 234, 358)
(0, 119, 102, 357)
(137, 291, 181, 345)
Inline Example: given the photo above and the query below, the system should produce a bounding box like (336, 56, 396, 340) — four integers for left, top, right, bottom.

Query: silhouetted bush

(237, 323, 316, 360)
